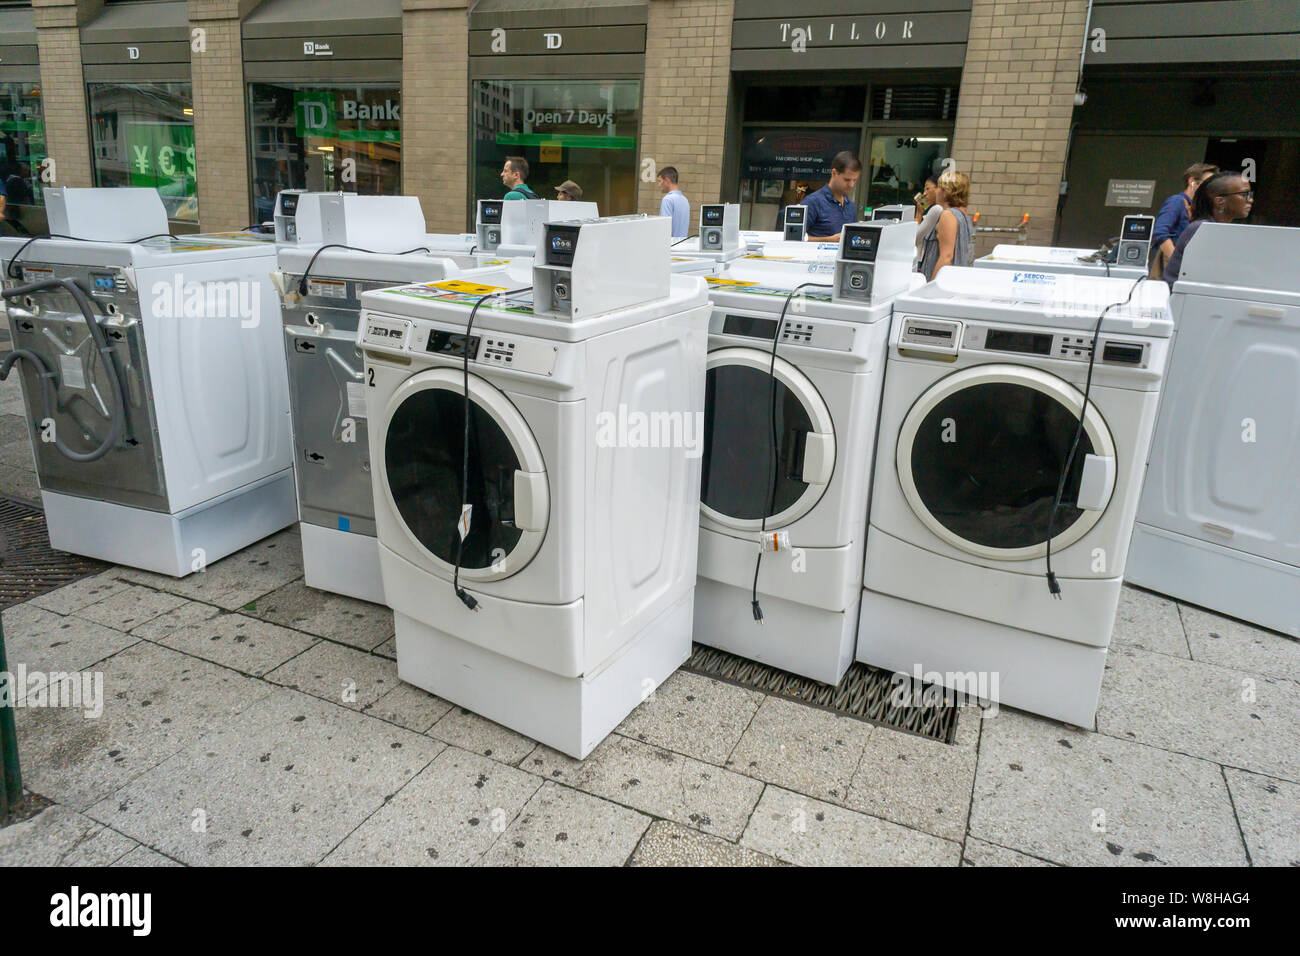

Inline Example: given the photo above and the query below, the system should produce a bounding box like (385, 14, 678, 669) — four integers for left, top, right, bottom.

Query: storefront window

(87, 82, 196, 225)
(0, 82, 45, 235)
(248, 84, 401, 224)
(471, 79, 640, 217)
(865, 133, 950, 210)
(738, 127, 861, 231)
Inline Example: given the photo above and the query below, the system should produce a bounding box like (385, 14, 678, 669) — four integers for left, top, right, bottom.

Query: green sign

(294, 91, 336, 138)
(496, 132, 636, 151)
(294, 91, 401, 144)
(127, 122, 195, 197)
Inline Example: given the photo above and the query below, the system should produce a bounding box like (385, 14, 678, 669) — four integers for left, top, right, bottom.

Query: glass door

(861, 130, 952, 215)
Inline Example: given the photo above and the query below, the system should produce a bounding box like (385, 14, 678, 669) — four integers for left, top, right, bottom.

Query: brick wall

(637, 0, 734, 234)
(189, 1, 256, 231)
(951, 0, 1088, 254)
(33, 0, 96, 189)
(401, 0, 468, 234)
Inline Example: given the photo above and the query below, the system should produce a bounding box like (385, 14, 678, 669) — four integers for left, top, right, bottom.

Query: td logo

(294, 92, 336, 137)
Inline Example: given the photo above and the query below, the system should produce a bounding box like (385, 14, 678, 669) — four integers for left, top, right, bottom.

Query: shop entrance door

(862, 130, 952, 215)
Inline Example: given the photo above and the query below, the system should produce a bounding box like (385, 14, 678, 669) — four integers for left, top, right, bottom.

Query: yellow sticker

(705, 277, 759, 287)
(430, 279, 508, 295)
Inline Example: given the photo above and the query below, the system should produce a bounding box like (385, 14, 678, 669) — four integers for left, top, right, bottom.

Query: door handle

(1076, 454, 1115, 511)
(513, 470, 548, 533)
(800, 432, 834, 486)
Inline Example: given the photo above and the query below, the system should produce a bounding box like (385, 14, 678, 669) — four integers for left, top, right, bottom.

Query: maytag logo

(50, 886, 152, 937)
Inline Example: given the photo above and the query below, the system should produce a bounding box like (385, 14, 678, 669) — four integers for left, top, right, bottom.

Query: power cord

(752, 281, 833, 623)
(452, 285, 533, 611)
(671, 235, 698, 248)
(297, 243, 431, 296)
(1043, 274, 1149, 597)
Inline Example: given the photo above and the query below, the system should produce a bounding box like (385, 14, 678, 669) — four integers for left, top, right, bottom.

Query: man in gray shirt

(658, 166, 689, 238)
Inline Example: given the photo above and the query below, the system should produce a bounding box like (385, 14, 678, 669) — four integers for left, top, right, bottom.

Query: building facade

(1, 0, 1297, 249)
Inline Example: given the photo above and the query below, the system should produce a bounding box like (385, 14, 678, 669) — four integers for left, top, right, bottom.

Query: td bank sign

(294, 92, 401, 142)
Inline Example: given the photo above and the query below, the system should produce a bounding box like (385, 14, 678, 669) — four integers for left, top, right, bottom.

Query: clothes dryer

(858, 268, 1173, 726)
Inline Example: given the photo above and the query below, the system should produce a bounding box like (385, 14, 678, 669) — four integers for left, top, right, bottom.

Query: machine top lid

(43, 186, 169, 242)
(0, 232, 278, 269)
(1174, 222, 1300, 297)
(982, 244, 1098, 264)
(895, 265, 1174, 337)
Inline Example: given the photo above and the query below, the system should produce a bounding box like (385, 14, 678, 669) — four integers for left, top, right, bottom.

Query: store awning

(79, 1, 192, 80)
(242, 0, 402, 80)
(80, 0, 190, 45)
(243, 0, 403, 39)
(0, 7, 39, 79)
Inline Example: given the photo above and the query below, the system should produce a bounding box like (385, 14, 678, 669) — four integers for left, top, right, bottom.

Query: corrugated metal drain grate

(0, 497, 109, 610)
(683, 644, 960, 744)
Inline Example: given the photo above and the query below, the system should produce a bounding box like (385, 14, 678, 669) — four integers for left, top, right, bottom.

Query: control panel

(782, 205, 807, 241)
(898, 317, 962, 358)
(709, 310, 856, 352)
(362, 313, 558, 376)
(960, 322, 1151, 368)
(1115, 214, 1154, 266)
(476, 199, 504, 251)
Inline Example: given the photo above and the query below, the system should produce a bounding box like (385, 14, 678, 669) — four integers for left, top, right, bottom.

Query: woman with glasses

(1162, 170, 1255, 287)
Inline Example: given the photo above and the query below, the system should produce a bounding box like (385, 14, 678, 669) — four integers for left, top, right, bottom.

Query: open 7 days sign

(293, 92, 401, 144)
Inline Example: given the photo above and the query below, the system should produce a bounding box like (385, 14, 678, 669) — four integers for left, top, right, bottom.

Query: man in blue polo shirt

(804, 151, 862, 242)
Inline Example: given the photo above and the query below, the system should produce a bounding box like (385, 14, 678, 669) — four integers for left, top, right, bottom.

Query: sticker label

(705, 277, 759, 287)
(58, 353, 86, 390)
(346, 381, 367, 419)
(431, 279, 508, 296)
(308, 278, 347, 298)
(362, 316, 411, 348)
(458, 504, 472, 540)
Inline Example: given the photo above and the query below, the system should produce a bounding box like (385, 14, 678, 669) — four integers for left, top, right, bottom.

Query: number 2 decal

(367, 367, 375, 386)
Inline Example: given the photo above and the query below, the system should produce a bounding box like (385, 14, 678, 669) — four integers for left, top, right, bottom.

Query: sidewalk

(0, 374, 1296, 866)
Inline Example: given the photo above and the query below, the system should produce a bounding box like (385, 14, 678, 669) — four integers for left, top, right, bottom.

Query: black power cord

(752, 281, 833, 623)
(5, 232, 179, 279)
(1043, 274, 1149, 597)
(671, 234, 698, 248)
(297, 243, 431, 296)
(452, 285, 533, 611)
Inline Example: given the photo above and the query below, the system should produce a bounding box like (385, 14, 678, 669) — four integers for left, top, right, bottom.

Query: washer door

(700, 347, 835, 531)
(381, 368, 548, 581)
(897, 364, 1116, 561)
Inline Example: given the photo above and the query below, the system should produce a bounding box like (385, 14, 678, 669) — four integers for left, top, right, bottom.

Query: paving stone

(0, 412, 29, 445)
(74, 584, 188, 633)
(970, 709, 1248, 866)
(1111, 586, 1190, 658)
(30, 572, 132, 615)
(961, 837, 1058, 867)
(87, 688, 441, 866)
(113, 845, 184, 867)
(479, 781, 650, 867)
(363, 681, 454, 734)
(266, 640, 400, 712)
(323, 747, 539, 866)
(629, 820, 785, 867)
(0, 438, 34, 470)
(428, 706, 537, 765)
(1180, 604, 1300, 685)
(0, 463, 40, 504)
(242, 579, 394, 651)
(616, 669, 764, 765)
(0, 804, 138, 866)
(523, 735, 764, 840)
(150, 611, 318, 678)
(1098, 643, 1300, 782)
(129, 600, 221, 641)
(1223, 768, 1300, 867)
(741, 786, 961, 866)
(114, 529, 303, 610)
(2, 602, 137, 676)
(13, 641, 276, 811)
(372, 637, 396, 660)
(846, 708, 980, 842)
(726, 695, 873, 804)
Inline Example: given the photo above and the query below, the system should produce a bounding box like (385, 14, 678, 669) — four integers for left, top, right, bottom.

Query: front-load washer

(359, 215, 710, 758)
(0, 187, 294, 575)
(272, 195, 494, 604)
(694, 221, 921, 684)
(857, 267, 1173, 727)
(1128, 223, 1300, 637)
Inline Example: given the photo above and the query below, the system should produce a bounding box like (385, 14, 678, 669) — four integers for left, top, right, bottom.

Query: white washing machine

(1129, 223, 1300, 637)
(0, 187, 293, 575)
(473, 198, 598, 257)
(694, 221, 920, 684)
(858, 268, 1173, 727)
(273, 195, 494, 605)
(359, 215, 710, 758)
(975, 243, 1147, 280)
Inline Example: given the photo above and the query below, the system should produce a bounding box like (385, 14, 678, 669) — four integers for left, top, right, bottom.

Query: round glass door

(897, 364, 1116, 560)
(700, 348, 835, 531)
(382, 368, 547, 581)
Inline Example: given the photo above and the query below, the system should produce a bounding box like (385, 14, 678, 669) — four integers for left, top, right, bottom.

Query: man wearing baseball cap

(554, 180, 583, 201)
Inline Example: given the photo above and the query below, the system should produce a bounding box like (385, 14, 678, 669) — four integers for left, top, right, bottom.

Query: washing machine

(272, 195, 494, 604)
(858, 267, 1173, 727)
(473, 198, 598, 257)
(975, 243, 1147, 280)
(0, 187, 294, 575)
(695, 221, 921, 684)
(359, 215, 710, 758)
(1129, 223, 1300, 637)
